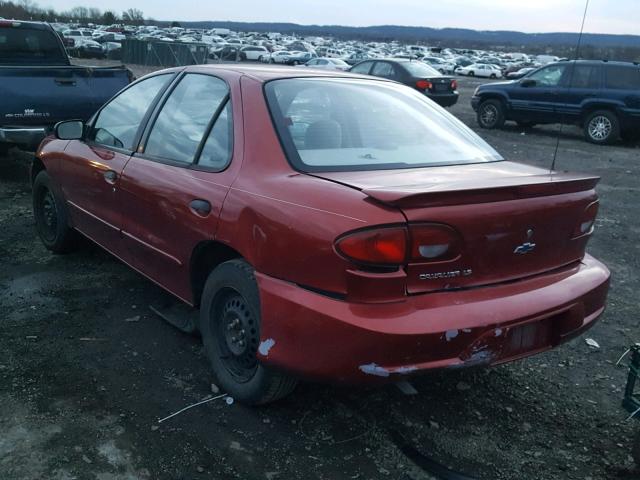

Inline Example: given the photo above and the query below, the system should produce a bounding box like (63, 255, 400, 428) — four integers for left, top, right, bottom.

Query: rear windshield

(265, 78, 502, 172)
(0, 26, 67, 65)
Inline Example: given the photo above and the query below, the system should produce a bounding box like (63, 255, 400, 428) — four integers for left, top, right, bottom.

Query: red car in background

(32, 65, 610, 404)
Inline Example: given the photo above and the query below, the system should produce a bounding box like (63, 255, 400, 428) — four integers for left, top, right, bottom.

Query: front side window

(145, 74, 229, 164)
(404, 62, 441, 78)
(91, 74, 172, 150)
(528, 64, 567, 87)
(266, 78, 502, 172)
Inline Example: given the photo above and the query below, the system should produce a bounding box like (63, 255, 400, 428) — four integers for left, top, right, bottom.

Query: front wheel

(200, 259, 298, 405)
(32, 170, 78, 253)
(489, 73, 497, 79)
(468, 71, 475, 77)
(477, 99, 506, 129)
(584, 110, 619, 145)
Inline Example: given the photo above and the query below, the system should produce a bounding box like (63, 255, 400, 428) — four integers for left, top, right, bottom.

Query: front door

(58, 73, 174, 258)
(509, 64, 569, 123)
(117, 73, 241, 303)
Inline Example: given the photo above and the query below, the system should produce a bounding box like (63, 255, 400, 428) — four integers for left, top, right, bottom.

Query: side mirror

(521, 79, 537, 88)
(54, 120, 84, 140)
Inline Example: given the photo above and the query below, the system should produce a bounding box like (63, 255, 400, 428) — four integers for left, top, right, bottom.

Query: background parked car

(240, 45, 269, 61)
(303, 57, 350, 70)
(472, 60, 640, 144)
(456, 63, 503, 78)
(506, 67, 536, 79)
(68, 38, 105, 59)
(351, 58, 459, 107)
(285, 51, 317, 65)
(267, 50, 292, 64)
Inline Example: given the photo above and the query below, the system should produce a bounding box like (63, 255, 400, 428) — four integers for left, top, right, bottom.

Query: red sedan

(32, 65, 610, 404)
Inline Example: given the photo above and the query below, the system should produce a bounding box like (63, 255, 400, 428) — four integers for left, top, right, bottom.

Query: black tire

(32, 170, 78, 253)
(200, 259, 298, 405)
(584, 110, 620, 145)
(468, 71, 475, 77)
(490, 73, 497, 79)
(477, 99, 506, 129)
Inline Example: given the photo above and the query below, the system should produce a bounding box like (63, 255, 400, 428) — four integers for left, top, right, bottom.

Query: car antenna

(550, 0, 590, 173)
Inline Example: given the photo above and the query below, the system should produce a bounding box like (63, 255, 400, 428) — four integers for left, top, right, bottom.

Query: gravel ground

(0, 62, 639, 480)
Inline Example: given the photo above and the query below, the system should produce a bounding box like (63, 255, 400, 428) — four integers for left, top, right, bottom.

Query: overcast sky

(46, 0, 639, 35)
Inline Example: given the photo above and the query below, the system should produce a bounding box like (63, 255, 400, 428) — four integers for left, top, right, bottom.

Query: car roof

(179, 63, 378, 82)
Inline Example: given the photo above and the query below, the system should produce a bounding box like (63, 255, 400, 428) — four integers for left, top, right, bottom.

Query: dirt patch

(1, 75, 639, 480)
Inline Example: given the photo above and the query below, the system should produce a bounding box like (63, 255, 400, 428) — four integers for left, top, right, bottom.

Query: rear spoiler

(362, 173, 600, 208)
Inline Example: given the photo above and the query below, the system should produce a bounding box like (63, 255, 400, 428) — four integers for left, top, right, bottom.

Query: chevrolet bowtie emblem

(514, 241, 536, 254)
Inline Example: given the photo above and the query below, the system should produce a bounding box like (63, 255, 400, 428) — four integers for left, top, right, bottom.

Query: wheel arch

(580, 102, 622, 125)
(30, 157, 47, 185)
(190, 240, 244, 307)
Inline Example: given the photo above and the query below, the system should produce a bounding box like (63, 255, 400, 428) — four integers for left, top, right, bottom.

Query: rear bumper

(427, 91, 459, 107)
(0, 126, 48, 151)
(255, 254, 610, 384)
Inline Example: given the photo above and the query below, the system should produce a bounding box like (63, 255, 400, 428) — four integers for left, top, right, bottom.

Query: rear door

(117, 72, 242, 302)
(556, 63, 602, 122)
(59, 73, 174, 258)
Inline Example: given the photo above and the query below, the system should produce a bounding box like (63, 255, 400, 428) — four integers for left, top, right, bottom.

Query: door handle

(54, 78, 77, 86)
(103, 170, 118, 184)
(189, 199, 212, 217)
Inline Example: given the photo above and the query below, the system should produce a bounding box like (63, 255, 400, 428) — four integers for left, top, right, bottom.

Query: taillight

(335, 226, 407, 266)
(572, 201, 599, 238)
(409, 224, 462, 262)
(416, 79, 433, 91)
(451, 79, 458, 91)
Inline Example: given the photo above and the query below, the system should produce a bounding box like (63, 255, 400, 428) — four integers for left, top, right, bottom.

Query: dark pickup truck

(0, 20, 132, 153)
(471, 60, 640, 145)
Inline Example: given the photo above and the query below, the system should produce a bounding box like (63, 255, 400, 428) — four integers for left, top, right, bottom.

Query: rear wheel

(200, 259, 298, 405)
(477, 99, 506, 129)
(584, 110, 619, 145)
(32, 170, 78, 253)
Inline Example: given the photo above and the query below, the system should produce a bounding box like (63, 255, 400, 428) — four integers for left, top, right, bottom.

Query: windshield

(265, 78, 502, 172)
(404, 61, 441, 77)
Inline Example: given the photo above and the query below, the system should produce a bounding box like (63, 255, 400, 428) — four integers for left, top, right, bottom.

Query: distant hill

(178, 21, 640, 50)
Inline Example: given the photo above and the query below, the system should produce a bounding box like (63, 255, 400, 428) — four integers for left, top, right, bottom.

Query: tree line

(0, 0, 147, 25)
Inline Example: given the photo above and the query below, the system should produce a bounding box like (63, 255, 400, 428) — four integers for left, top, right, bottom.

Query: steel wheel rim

(481, 104, 498, 126)
(588, 116, 612, 141)
(215, 290, 259, 383)
(37, 187, 58, 242)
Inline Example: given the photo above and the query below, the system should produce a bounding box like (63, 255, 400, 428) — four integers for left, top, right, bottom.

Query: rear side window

(0, 27, 66, 65)
(145, 74, 229, 164)
(91, 74, 172, 151)
(605, 65, 640, 90)
(372, 62, 396, 79)
(350, 61, 373, 74)
(198, 101, 233, 170)
(571, 65, 601, 89)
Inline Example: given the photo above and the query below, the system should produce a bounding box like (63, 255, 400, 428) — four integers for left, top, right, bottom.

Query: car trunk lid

(313, 162, 600, 293)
